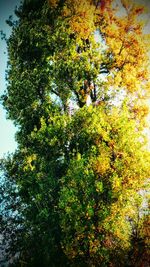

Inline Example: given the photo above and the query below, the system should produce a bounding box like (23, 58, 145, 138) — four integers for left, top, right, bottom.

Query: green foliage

(58, 106, 150, 266)
(1, 0, 150, 266)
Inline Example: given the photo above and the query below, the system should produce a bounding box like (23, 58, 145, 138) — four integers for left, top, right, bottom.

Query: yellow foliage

(89, 239, 99, 254)
(98, 0, 150, 97)
(141, 216, 150, 246)
(112, 175, 121, 191)
(48, 0, 59, 8)
(61, 0, 95, 39)
(23, 154, 37, 171)
(94, 155, 110, 175)
(47, 0, 150, 112)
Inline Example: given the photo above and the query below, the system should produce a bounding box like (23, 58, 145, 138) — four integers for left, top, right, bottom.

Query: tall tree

(1, 0, 150, 266)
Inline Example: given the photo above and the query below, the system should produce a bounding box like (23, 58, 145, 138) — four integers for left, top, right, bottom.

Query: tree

(126, 196, 150, 267)
(1, 0, 150, 266)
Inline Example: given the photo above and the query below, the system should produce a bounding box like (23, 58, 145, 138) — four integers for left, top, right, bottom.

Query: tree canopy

(1, 0, 150, 266)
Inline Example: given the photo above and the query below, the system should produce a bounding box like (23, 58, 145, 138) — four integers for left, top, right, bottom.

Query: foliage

(127, 197, 150, 267)
(59, 105, 150, 266)
(1, 0, 150, 266)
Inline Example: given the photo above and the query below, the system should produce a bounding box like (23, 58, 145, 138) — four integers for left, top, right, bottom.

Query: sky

(0, 0, 21, 158)
(0, 0, 150, 159)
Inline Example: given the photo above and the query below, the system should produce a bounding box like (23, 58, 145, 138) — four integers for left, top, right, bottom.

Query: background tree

(1, 0, 150, 266)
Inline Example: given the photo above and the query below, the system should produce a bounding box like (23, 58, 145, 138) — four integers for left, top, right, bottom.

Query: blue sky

(0, 0, 21, 158)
